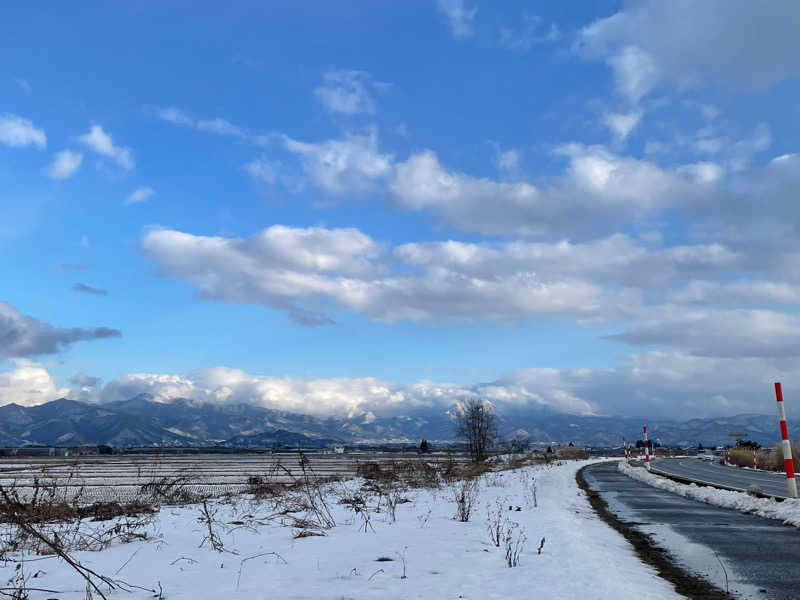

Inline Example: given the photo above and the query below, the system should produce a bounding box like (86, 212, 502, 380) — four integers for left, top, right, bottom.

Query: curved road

(651, 457, 795, 499)
(585, 461, 800, 599)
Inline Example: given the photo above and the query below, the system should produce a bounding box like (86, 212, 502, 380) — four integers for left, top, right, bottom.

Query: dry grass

(726, 443, 800, 472)
(558, 447, 588, 460)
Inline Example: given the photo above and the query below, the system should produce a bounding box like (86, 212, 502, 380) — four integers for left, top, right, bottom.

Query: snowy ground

(620, 461, 800, 528)
(1, 459, 683, 599)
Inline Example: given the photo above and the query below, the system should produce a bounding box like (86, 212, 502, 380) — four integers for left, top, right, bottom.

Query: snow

(620, 460, 800, 527)
(2, 459, 682, 599)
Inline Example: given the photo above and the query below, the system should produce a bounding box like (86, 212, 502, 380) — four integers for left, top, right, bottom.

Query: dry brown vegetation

(726, 443, 800, 472)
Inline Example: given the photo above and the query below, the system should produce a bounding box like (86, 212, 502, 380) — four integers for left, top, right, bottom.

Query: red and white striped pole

(753, 448, 757, 469)
(775, 382, 798, 499)
(623, 437, 630, 462)
(643, 426, 650, 469)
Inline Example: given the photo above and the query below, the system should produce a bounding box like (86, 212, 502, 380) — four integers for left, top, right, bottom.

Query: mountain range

(0, 394, 791, 448)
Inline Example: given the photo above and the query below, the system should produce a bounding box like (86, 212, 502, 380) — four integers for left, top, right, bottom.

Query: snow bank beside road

(620, 461, 800, 528)
(1, 459, 681, 599)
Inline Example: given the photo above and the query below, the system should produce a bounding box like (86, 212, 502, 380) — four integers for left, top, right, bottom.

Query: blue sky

(2, 1, 800, 420)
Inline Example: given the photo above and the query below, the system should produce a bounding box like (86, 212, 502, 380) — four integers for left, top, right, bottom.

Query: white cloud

(84, 350, 800, 420)
(436, 0, 477, 38)
(243, 156, 278, 183)
(499, 16, 560, 51)
(149, 106, 194, 126)
(670, 280, 800, 306)
(148, 106, 251, 140)
(0, 360, 67, 407)
(610, 307, 800, 358)
(142, 225, 647, 326)
(603, 110, 642, 142)
(98, 367, 596, 418)
(195, 118, 247, 138)
(389, 145, 721, 236)
(78, 125, 134, 171)
(45, 150, 82, 179)
(283, 129, 393, 195)
(125, 187, 155, 205)
(579, 0, 800, 98)
(314, 70, 376, 114)
(496, 149, 520, 172)
(0, 114, 46, 148)
(142, 224, 744, 328)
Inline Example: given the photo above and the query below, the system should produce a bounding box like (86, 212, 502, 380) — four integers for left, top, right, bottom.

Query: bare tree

(455, 397, 497, 462)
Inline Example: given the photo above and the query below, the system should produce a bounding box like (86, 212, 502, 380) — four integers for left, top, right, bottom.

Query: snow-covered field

(620, 461, 800, 528)
(1, 459, 682, 599)
(0, 454, 470, 503)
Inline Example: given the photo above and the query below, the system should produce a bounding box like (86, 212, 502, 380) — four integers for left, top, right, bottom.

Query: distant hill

(0, 395, 791, 448)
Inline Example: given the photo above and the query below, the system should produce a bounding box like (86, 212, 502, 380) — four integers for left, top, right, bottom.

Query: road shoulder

(576, 464, 729, 600)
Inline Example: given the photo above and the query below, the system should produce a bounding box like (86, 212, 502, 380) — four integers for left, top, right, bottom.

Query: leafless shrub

(198, 499, 225, 553)
(139, 475, 196, 505)
(486, 499, 504, 547)
(397, 546, 408, 579)
(337, 489, 374, 533)
(484, 472, 504, 487)
(277, 454, 335, 530)
(452, 479, 479, 522)
(519, 470, 538, 507)
(504, 521, 527, 567)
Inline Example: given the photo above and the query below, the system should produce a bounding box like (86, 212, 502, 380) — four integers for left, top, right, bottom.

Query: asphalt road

(651, 457, 795, 499)
(584, 461, 800, 599)
(584, 462, 800, 600)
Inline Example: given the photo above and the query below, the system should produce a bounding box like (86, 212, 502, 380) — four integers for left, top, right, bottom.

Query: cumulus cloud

(0, 301, 121, 358)
(282, 129, 393, 195)
(78, 125, 134, 170)
(78, 350, 798, 420)
(141, 224, 750, 328)
(314, 70, 376, 114)
(389, 145, 721, 236)
(603, 110, 642, 142)
(125, 187, 155, 205)
(0, 114, 46, 148)
(98, 367, 597, 418)
(45, 150, 82, 179)
(436, 0, 477, 38)
(578, 0, 800, 99)
(0, 360, 67, 407)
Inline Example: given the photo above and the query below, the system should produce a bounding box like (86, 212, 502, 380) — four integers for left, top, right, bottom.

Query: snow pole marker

(643, 425, 650, 470)
(775, 382, 798, 499)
